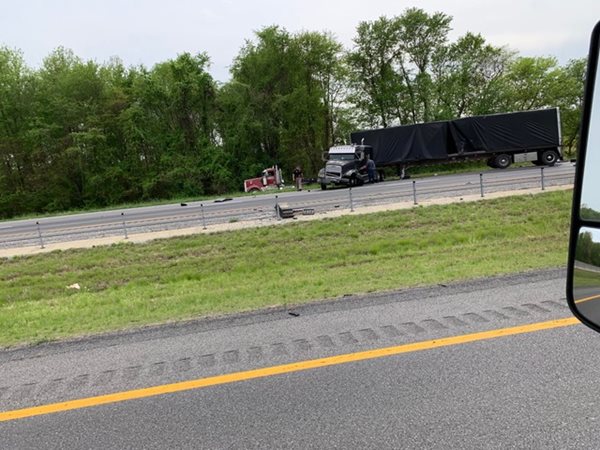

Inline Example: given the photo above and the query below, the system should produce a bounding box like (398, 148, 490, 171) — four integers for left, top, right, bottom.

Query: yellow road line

(0, 317, 580, 423)
(575, 293, 600, 304)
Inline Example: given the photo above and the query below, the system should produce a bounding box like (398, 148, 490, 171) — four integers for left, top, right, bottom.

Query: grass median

(0, 189, 571, 347)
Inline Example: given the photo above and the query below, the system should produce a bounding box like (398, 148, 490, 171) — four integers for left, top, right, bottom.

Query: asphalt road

(574, 285, 600, 324)
(0, 163, 575, 248)
(2, 269, 599, 449)
(573, 263, 600, 323)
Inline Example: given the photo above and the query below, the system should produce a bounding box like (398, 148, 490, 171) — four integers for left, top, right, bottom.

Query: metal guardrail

(290, 169, 573, 214)
(0, 168, 574, 250)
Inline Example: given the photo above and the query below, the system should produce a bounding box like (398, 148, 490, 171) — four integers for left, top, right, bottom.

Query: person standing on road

(293, 166, 303, 191)
(365, 156, 376, 183)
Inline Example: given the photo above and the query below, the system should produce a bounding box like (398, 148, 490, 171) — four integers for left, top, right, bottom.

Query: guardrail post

(412, 180, 417, 205)
(349, 187, 354, 212)
(121, 212, 128, 239)
(200, 203, 207, 230)
(479, 173, 484, 198)
(36, 221, 45, 249)
(541, 167, 545, 191)
(275, 195, 281, 221)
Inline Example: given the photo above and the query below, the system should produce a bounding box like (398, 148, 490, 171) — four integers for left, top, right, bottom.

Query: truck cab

(317, 145, 372, 190)
(244, 166, 284, 193)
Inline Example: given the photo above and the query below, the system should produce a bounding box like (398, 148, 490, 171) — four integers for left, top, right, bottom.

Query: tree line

(0, 8, 586, 218)
(576, 230, 600, 268)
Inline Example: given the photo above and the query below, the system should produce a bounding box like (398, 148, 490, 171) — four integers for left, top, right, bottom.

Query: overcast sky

(1, 0, 599, 82)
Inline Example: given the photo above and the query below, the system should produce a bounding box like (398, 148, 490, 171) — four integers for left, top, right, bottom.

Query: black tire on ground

(532, 160, 544, 166)
(540, 150, 559, 166)
(349, 176, 357, 187)
(494, 154, 512, 169)
(487, 157, 497, 168)
(320, 183, 327, 190)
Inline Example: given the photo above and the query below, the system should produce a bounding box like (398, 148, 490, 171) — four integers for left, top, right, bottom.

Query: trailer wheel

(494, 154, 511, 169)
(320, 183, 327, 190)
(486, 157, 497, 168)
(540, 150, 559, 166)
(532, 160, 544, 166)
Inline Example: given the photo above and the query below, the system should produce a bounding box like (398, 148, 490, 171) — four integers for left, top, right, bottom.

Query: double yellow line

(0, 317, 580, 423)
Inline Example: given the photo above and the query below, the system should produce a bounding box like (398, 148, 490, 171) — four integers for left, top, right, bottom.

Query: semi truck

(318, 108, 562, 190)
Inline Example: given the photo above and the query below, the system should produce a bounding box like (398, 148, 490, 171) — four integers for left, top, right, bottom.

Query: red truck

(243, 166, 284, 193)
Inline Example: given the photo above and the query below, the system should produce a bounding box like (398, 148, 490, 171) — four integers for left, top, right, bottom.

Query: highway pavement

(0, 163, 575, 249)
(574, 285, 600, 323)
(2, 269, 599, 448)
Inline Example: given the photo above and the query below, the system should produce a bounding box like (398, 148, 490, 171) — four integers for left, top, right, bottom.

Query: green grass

(0, 190, 572, 347)
(574, 268, 600, 288)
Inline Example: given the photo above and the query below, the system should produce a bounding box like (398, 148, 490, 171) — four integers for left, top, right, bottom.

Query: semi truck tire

(540, 149, 559, 166)
(320, 183, 327, 190)
(494, 154, 512, 169)
(487, 157, 497, 168)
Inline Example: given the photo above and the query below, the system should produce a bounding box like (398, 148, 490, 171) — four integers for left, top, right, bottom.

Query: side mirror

(567, 20, 600, 332)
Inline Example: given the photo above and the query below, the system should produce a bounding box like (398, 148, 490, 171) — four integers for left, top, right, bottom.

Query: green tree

(348, 9, 452, 127)
(121, 53, 224, 197)
(218, 26, 347, 179)
(397, 8, 452, 122)
(498, 56, 564, 111)
(431, 32, 513, 119)
(576, 230, 600, 267)
(25, 47, 108, 211)
(347, 16, 405, 127)
(496, 56, 585, 151)
(576, 230, 594, 263)
(556, 58, 586, 152)
(0, 46, 36, 216)
(217, 27, 291, 183)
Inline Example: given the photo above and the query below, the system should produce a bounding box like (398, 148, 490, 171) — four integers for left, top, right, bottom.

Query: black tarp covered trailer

(350, 108, 562, 169)
(350, 121, 449, 165)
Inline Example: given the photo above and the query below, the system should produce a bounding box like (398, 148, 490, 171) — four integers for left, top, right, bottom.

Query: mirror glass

(581, 41, 600, 222)
(573, 227, 600, 324)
